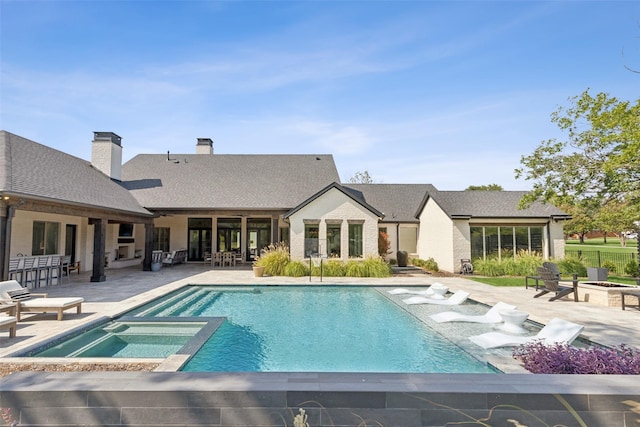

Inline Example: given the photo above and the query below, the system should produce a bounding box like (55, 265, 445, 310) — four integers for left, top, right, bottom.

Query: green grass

(470, 277, 526, 287)
(472, 275, 639, 287)
(566, 237, 637, 252)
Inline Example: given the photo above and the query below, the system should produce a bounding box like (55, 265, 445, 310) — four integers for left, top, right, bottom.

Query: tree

(595, 201, 639, 247)
(516, 90, 640, 270)
(561, 200, 599, 243)
(348, 170, 373, 184)
(515, 90, 640, 209)
(378, 231, 391, 257)
(465, 184, 504, 191)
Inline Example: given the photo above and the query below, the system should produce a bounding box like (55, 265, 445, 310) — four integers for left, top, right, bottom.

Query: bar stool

(21, 256, 37, 288)
(34, 255, 51, 288)
(8, 258, 22, 282)
(48, 255, 61, 286)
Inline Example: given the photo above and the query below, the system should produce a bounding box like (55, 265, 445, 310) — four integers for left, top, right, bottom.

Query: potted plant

(252, 256, 265, 277)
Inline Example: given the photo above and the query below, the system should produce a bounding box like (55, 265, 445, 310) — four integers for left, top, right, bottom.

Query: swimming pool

(126, 285, 496, 373)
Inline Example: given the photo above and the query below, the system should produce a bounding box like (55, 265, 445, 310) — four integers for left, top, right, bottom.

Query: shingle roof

(121, 153, 341, 210)
(425, 190, 569, 218)
(343, 184, 436, 223)
(0, 131, 152, 216)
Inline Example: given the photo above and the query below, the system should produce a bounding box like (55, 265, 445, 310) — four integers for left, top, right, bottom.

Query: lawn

(566, 237, 638, 253)
(472, 275, 639, 287)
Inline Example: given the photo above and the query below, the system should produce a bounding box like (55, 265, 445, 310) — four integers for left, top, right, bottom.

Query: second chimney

(91, 131, 123, 180)
(196, 138, 214, 155)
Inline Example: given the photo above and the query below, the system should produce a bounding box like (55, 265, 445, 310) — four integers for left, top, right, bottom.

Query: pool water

(35, 321, 207, 358)
(128, 286, 495, 373)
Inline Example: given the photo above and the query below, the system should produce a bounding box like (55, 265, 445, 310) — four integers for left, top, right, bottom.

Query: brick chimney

(91, 132, 123, 180)
(196, 138, 214, 155)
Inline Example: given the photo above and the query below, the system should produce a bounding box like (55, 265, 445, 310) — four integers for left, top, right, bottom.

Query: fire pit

(578, 282, 637, 307)
(582, 282, 628, 288)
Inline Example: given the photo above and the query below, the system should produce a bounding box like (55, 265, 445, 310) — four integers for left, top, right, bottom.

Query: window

(217, 218, 241, 252)
(153, 227, 170, 252)
(398, 226, 417, 253)
(326, 223, 341, 257)
(348, 223, 363, 258)
(32, 221, 59, 255)
(279, 227, 290, 246)
(470, 225, 544, 260)
(304, 223, 319, 257)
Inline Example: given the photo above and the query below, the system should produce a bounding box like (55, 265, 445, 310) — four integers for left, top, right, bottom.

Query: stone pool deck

(1, 265, 639, 426)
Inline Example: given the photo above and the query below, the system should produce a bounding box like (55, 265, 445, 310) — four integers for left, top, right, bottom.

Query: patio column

(142, 223, 154, 271)
(89, 218, 106, 282)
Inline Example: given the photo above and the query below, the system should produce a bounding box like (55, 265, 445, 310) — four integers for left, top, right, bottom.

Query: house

(0, 130, 570, 282)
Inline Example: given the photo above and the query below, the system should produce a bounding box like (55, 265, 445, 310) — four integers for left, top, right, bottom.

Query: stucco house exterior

(0, 130, 570, 282)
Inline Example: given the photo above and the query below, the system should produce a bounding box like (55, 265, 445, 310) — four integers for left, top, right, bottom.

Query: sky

(1, 1, 639, 190)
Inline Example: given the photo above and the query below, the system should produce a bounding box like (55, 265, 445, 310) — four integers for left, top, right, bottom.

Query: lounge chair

(534, 267, 578, 302)
(430, 301, 517, 324)
(388, 282, 448, 296)
(0, 315, 17, 338)
(403, 290, 470, 306)
(468, 317, 584, 349)
(0, 280, 84, 321)
(0, 303, 17, 338)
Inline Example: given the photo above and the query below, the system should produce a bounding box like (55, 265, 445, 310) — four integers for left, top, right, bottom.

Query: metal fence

(564, 248, 638, 275)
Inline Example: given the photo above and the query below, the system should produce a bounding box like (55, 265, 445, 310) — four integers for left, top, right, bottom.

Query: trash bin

(397, 251, 408, 267)
(151, 250, 163, 272)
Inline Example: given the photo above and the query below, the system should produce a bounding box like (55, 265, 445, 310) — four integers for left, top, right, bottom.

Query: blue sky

(1, 1, 638, 190)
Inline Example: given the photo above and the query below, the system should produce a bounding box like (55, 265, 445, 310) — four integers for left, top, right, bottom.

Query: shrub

(320, 259, 346, 277)
(254, 242, 290, 276)
(556, 257, 587, 277)
(472, 251, 543, 277)
(378, 231, 391, 257)
(284, 260, 309, 277)
(513, 342, 640, 374)
(345, 260, 367, 277)
(412, 257, 439, 272)
(625, 259, 640, 277)
(361, 256, 392, 277)
(601, 260, 617, 273)
(472, 258, 505, 277)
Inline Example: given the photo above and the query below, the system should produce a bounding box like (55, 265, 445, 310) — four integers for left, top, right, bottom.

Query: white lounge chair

(388, 282, 448, 296)
(468, 317, 584, 349)
(403, 290, 470, 306)
(0, 314, 17, 338)
(430, 301, 517, 324)
(0, 280, 84, 321)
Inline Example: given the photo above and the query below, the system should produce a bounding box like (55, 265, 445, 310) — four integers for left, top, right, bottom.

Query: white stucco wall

(154, 215, 189, 251)
(452, 219, 471, 272)
(417, 198, 456, 272)
(287, 188, 380, 261)
(549, 221, 566, 259)
(11, 210, 90, 272)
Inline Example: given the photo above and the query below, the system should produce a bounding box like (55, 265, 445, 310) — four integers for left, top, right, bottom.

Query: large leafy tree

(516, 90, 640, 273)
(516, 90, 640, 210)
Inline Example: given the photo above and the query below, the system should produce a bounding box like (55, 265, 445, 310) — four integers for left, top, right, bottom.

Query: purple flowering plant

(513, 341, 640, 374)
